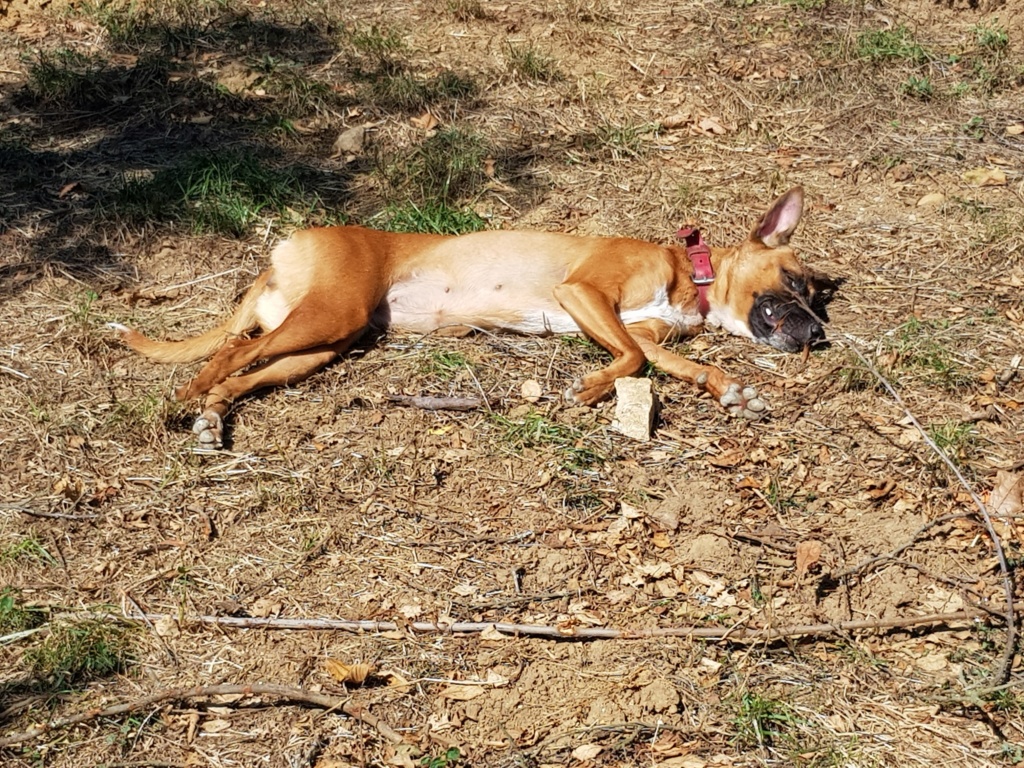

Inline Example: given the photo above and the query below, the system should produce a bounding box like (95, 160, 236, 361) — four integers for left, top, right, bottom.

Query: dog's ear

(751, 187, 804, 247)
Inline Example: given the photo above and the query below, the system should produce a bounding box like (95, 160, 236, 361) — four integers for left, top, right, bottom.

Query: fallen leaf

(440, 684, 486, 701)
(482, 156, 497, 178)
(250, 598, 282, 618)
(697, 116, 727, 135)
(201, 718, 232, 733)
(795, 540, 822, 576)
(480, 624, 507, 641)
(651, 531, 672, 549)
(410, 111, 439, 131)
(962, 167, 1006, 187)
(1006, 123, 1024, 136)
(325, 659, 374, 685)
(572, 743, 603, 761)
(917, 192, 946, 207)
(661, 111, 693, 130)
(58, 182, 81, 198)
(891, 163, 914, 181)
(647, 505, 679, 532)
(990, 470, 1023, 517)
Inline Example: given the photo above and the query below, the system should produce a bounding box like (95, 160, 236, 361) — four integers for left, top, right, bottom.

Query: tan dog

(111, 187, 837, 448)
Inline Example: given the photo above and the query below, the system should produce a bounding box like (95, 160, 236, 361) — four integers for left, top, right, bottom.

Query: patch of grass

(113, 149, 323, 235)
(422, 747, 461, 768)
(843, 317, 972, 392)
(0, 535, 56, 566)
(490, 410, 602, 470)
(364, 70, 477, 112)
(505, 43, 562, 82)
(901, 75, 933, 100)
(373, 201, 486, 235)
(26, 618, 137, 687)
(973, 21, 1009, 53)
(733, 692, 797, 749)
(380, 126, 490, 205)
(24, 48, 113, 106)
(259, 61, 337, 117)
(855, 26, 928, 64)
(926, 420, 975, 467)
(0, 588, 45, 634)
(348, 23, 408, 69)
(570, 122, 660, 162)
(448, 0, 487, 21)
(962, 115, 986, 140)
(419, 349, 471, 380)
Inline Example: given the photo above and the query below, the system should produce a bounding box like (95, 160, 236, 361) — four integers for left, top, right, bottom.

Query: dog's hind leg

(175, 293, 372, 403)
(191, 344, 343, 448)
(626, 321, 767, 421)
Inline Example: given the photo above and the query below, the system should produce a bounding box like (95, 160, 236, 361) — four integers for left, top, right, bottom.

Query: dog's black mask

(750, 270, 842, 352)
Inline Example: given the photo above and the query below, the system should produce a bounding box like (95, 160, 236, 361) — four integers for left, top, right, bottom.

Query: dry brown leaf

(410, 111, 439, 131)
(325, 658, 375, 685)
(651, 531, 672, 549)
(1006, 123, 1024, 136)
(332, 125, 365, 158)
(917, 192, 946, 207)
(697, 116, 727, 135)
(480, 624, 507, 641)
(440, 684, 486, 701)
(795, 540, 822, 576)
(962, 167, 1006, 187)
(572, 743, 603, 761)
(661, 111, 693, 129)
(990, 470, 1023, 517)
(482, 156, 497, 178)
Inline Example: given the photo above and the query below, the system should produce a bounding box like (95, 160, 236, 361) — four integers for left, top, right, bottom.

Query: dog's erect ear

(751, 186, 804, 247)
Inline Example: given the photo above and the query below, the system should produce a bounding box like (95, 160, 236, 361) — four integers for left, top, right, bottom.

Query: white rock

(612, 377, 657, 441)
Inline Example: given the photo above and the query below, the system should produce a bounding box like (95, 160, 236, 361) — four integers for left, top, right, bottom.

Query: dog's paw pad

(720, 383, 767, 421)
(193, 411, 224, 449)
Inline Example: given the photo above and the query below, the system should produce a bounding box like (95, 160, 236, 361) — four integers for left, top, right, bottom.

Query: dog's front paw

(193, 410, 224, 449)
(565, 376, 612, 406)
(720, 383, 767, 421)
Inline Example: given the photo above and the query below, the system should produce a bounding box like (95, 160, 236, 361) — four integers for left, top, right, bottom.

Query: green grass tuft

(855, 26, 928, 64)
(733, 692, 797, 749)
(490, 410, 602, 470)
(26, 618, 137, 687)
(113, 149, 323, 235)
(0, 588, 45, 634)
(505, 43, 562, 82)
(373, 201, 486, 235)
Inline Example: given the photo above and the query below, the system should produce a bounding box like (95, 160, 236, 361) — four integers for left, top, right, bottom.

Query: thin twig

(386, 394, 486, 411)
(114, 606, 1018, 642)
(1, 502, 99, 521)
(0, 683, 403, 748)
(843, 337, 1018, 684)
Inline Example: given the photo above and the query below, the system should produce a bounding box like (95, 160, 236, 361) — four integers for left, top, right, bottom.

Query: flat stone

(612, 377, 657, 441)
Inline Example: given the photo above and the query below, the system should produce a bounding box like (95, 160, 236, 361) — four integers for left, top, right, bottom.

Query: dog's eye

(763, 305, 773, 318)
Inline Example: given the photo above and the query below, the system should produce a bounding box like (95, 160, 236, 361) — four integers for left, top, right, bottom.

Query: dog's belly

(381, 275, 698, 337)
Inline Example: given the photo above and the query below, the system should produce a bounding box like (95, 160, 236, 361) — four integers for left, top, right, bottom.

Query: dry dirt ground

(2, 0, 1024, 766)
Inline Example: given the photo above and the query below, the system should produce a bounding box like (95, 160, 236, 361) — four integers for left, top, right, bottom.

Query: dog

(110, 186, 837, 448)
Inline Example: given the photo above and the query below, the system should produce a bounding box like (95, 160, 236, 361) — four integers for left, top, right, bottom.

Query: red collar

(676, 227, 714, 317)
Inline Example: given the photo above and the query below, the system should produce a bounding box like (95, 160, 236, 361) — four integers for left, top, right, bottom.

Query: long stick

(0, 683, 404, 748)
(116, 606, 1012, 641)
(843, 337, 1018, 684)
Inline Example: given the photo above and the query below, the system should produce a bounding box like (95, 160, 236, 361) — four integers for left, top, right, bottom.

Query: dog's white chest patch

(620, 287, 701, 332)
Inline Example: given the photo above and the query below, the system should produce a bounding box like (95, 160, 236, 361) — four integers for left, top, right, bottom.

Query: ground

(1, 0, 1023, 766)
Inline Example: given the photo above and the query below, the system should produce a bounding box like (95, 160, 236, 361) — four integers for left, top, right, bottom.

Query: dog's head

(708, 187, 840, 353)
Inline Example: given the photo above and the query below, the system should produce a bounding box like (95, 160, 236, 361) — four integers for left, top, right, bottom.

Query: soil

(1, 0, 1023, 766)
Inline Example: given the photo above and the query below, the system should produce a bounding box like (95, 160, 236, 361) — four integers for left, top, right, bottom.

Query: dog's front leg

(551, 281, 647, 404)
(627, 321, 767, 420)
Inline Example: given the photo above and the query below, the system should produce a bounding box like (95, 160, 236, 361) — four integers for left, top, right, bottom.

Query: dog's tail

(109, 270, 273, 364)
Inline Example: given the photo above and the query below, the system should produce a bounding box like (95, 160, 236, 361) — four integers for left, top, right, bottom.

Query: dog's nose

(809, 322, 825, 344)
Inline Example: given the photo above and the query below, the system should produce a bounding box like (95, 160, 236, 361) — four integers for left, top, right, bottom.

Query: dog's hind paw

(193, 410, 224, 449)
(720, 383, 767, 421)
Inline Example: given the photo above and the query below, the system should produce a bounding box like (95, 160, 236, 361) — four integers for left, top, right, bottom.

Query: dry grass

(1, 0, 1024, 766)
